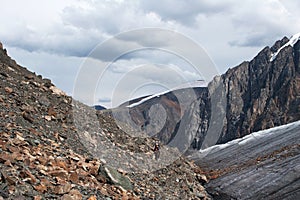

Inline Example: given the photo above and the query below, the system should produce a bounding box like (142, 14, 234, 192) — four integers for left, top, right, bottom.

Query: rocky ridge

(215, 34, 300, 143)
(114, 87, 210, 145)
(121, 35, 300, 149)
(0, 42, 210, 199)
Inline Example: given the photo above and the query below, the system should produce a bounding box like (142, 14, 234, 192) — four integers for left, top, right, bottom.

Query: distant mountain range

(93, 105, 106, 110)
(105, 33, 300, 199)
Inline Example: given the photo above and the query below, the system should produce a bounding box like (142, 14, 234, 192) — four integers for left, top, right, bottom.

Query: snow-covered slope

(126, 80, 206, 108)
(270, 33, 300, 61)
(197, 120, 300, 155)
(189, 121, 300, 199)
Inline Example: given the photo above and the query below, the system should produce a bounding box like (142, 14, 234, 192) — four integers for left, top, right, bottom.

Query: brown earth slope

(0, 42, 209, 199)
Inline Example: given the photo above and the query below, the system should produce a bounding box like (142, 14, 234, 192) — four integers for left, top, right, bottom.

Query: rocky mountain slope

(0, 42, 210, 199)
(217, 34, 300, 144)
(113, 86, 210, 145)
(121, 34, 300, 149)
(189, 121, 300, 199)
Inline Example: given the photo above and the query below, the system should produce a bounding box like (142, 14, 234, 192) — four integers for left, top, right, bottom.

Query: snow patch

(126, 80, 207, 108)
(270, 33, 300, 62)
(199, 120, 300, 154)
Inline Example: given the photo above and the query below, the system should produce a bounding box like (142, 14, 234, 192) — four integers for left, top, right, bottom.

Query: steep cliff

(217, 35, 300, 144)
(121, 34, 300, 150)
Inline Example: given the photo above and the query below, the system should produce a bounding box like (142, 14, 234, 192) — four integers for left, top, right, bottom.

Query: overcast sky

(1, 0, 300, 108)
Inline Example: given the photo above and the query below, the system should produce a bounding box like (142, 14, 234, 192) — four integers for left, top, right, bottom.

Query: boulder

(98, 165, 133, 191)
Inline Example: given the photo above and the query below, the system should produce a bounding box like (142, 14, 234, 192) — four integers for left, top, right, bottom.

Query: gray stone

(98, 165, 133, 191)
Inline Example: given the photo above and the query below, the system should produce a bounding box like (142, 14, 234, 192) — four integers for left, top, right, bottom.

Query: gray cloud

(228, 1, 300, 47)
(61, 1, 125, 34)
(140, 0, 233, 26)
(89, 37, 141, 62)
(106, 63, 194, 106)
(229, 33, 284, 47)
(2, 0, 300, 108)
(2, 23, 103, 57)
(2, 0, 299, 58)
(115, 28, 173, 47)
(98, 97, 111, 103)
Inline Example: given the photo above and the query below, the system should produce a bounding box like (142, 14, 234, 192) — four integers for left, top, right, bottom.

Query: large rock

(98, 165, 133, 191)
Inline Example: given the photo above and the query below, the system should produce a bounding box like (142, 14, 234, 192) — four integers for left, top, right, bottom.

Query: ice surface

(199, 120, 300, 154)
(191, 120, 300, 199)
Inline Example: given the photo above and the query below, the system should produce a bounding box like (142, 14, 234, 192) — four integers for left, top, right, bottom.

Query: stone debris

(50, 86, 66, 96)
(0, 42, 210, 199)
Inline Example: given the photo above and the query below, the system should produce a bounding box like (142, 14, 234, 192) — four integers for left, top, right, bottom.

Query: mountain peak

(270, 33, 300, 61)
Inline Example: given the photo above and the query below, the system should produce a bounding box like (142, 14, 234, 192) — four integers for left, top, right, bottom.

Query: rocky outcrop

(113, 87, 210, 145)
(119, 36, 300, 150)
(126, 36, 300, 150)
(98, 165, 133, 191)
(217, 37, 300, 144)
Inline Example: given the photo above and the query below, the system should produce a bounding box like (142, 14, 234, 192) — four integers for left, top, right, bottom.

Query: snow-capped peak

(270, 32, 300, 62)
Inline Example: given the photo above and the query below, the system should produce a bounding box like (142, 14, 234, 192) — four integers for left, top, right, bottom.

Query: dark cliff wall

(217, 38, 300, 144)
(114, 37, 300, 150)
(163, 36, 300, 149)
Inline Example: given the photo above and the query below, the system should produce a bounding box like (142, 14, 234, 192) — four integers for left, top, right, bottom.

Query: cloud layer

(3, 0, 300, 57)
(1, 0, 300, 107)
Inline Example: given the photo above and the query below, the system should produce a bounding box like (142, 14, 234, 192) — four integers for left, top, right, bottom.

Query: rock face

(217, 37, 300, 144)
(123, 36, 300, 149)
(115, 87, 210, 145)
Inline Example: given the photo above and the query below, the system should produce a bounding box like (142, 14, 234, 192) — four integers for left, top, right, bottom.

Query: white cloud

(2, 0, 299, 57)
(1, 0, 300, 107)
(93, 60, 201, 107)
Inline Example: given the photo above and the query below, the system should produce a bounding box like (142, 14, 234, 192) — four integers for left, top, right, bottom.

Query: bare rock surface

(121, 36, 300, 150)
